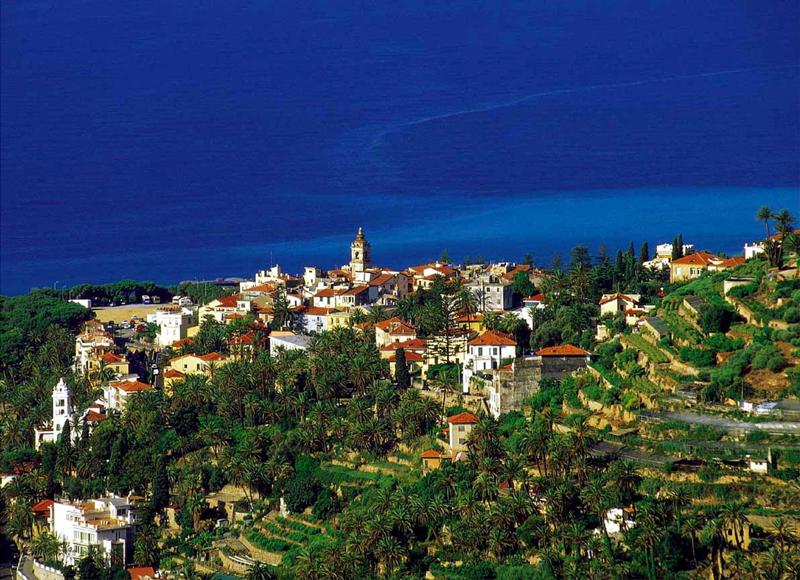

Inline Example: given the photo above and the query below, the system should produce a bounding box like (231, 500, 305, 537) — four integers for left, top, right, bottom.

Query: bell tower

(350, 227, 372, 274)
(52, 377, 73, 436)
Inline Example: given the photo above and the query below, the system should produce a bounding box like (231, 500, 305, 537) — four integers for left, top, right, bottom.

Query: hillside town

(2, 207, 800, 579)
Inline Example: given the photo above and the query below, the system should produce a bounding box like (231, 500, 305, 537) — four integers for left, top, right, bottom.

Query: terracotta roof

(198, 352, 226, 362)
(32, 499, 54, 515)
(305, 307, 336, 316)
(468, 330, 516, 347)
(213, 294, 241, 308)
(369, 273, 396, 286)
(128, 567, 157, 580)
(381, 338, 428, 351)
(342, 285, 370, 296)
(524, 293, 545, 302)
(501, 264, 531, 280)
(389, 351, 423, 362)
(314, 288, 339, 297)
(671, 251, 718, 266)
(84, 410, 106, 423)
(375, 317, 416, 335)
(717, 256, 746, 268)
(172, 338, 194, 348)
(111, 380, 152, 393)
(536, 345, 589, 356)
(246, 283, 275, 293)
(164, 369, 184, 378)
(354, 321, 373, 330)
(448, 412, 479, 425)
(421, 449, 443, 459)
(599, 293, 638, 306)
(101, 352, 124, 364)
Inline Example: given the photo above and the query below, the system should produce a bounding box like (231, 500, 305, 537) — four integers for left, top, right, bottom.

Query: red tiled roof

(717, 256, 746, 268)
(342, 285, 370, 296)
(524, 293, 545, 302)
(164, 369, 184, 378)
(599, 293, 638, 306)
(389, 351, 423, 362)
(354, 321, 373, 330)
(198, 352, 226, 362)
(172, 338, 194, 348)
(671, 251, 718, 266)
(448, 412, 479, 425)
(32, 499, 54, 515)
(369, 273, 396, 286)
(314, 288, 339, 297)
(468, 330, 516, 347)
(111, 380, 152, 393)
(84, 410, 106, 423)
(128, 567, 157, 580)
(381, 338, 428, 351)
(421, 449, 443, 459)
(501, 264, 531, 280)
(101, 352, 124, 364)
(536, 345, 589, 356)
(305, 307, 335, 316)
(213, 294, 241, 308)
(247, 284, 275, 293)
(375, 317, 416, 335)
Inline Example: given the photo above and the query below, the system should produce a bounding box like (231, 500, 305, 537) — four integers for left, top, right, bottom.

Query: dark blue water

(2, 1, 799, 294)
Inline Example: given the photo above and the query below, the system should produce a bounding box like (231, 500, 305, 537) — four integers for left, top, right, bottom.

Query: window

(477, 347, 483, 356)
(493, 347, 498, 356)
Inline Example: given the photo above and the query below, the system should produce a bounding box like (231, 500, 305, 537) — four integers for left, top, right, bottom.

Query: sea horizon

(2, 186, 796, 295)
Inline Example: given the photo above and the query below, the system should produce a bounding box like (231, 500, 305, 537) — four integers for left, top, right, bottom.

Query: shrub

(783, 307, 800, 323)
(766, 356, 788, 373)
(700, 304, 735, 333)
(680, 347, 716, 368)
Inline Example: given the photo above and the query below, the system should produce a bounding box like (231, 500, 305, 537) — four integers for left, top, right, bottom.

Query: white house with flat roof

(51, 495, 142, 566)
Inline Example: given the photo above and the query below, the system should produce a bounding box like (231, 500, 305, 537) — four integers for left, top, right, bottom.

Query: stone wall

(238, 534, 284, 566)
(33, 561, 65, 580)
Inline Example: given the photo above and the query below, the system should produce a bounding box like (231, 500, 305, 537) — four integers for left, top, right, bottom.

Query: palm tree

(28, 532, 62, 563)
(773, 208, 795, 235)
(721, 501, 746, 551)
(756, 205, 773, 239)
(783, 232, 800, 275)
(680, 514, 701, 567)
(245, 562, 276, 580)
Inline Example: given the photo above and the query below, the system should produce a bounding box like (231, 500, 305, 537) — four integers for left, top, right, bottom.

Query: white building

(655, 242, 694, 259)
(270, 332, 312, 356)
(51, 495, 141, 566)
(147, 307, 194, 348)
(447, 412, 478, 452)
(462, 330, 517, 393)
(34, 378, 73, 450)
(602, 507, 636, 535)
(467, 275, 514, 312)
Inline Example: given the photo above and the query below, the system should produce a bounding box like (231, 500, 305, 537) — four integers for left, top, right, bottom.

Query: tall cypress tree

(627, 241, 635, 260)
(639, 241, 649, 264)
(151, 455, 170, 513)
(395, 348, 410, 392)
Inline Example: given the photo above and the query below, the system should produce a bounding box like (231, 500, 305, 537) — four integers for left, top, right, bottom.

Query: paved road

(641, 411, 800, 434)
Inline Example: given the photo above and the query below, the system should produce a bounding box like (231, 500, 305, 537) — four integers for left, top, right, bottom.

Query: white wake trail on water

(386, 64, 800, 134)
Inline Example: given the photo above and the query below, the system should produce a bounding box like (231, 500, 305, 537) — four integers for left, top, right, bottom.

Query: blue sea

(2, 1, 799, 294)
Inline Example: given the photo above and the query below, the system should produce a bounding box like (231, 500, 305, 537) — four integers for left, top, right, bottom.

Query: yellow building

(169, 352, 228, 376)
